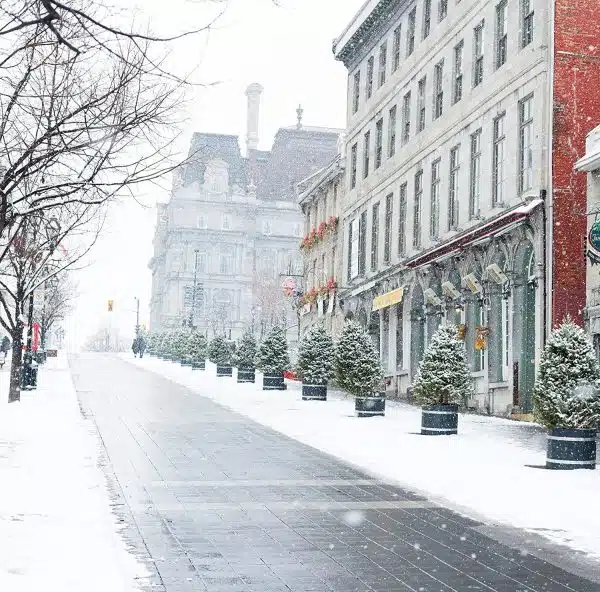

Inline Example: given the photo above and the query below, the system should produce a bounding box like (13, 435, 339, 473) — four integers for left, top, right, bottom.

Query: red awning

(405, 199, 543, 269)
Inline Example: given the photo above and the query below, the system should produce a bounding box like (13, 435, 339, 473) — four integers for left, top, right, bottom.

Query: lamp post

(134, 297, 140, 336)
(189, 249, 199, 330)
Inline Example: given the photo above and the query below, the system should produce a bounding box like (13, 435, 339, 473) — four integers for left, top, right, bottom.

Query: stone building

(333, 0, 600, 415)
(576, 126, 600, 356)
(297, 152, 346, 338)
(149, 84, 342, 344)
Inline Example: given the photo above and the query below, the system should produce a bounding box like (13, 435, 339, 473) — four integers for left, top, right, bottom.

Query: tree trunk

(8, 327, 23, 403)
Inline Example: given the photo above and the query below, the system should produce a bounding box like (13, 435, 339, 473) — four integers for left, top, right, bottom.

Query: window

(293, 223, 301, 237)
(352, 70, 361, 114)
(448, 145, 460, 230)
(473, 298, 485, 371)
(388, 105, 397, 158)
(220, 253, 232, 274)
(430, 159, 441, 239)
(197, 252, 207, 273)
(222, 214, 232, 230)
(398, 182, 408, 257)
(392, 25, 402, 72)
(407, 8, 416, 57)
(521, 0, 534, 47)
(375, 118, 383, 169)
(402, 91, 411, 145)
(359, 211, 367, 275)
(382, 308, 390, 367)
(452, 40, 464, 104)
(363, 131, 370, 178)
(473, 21, 484, 87)
(378, 42, 387, 87)
(197, 214, 207, 229)
(492, 112, 506, 206)
(469, 128, 482, 219)
(496, 0, 507, 69)
(366, 56, 374, 99)
(350, 143, 358, 189)
(413, 170, 423, 249)
(438, 0, 448, 21)
(423, 0, 432, 39)
(433, 60, 444, 119)
(371, 202, 379, 270)
(384, 193, 393, 264)
(417, 77, 426, 132)
(519, 94, 534, 193)
(333, 182, 338, 213)
(349, 218, 359, 279)
(263, 220, 271, 234)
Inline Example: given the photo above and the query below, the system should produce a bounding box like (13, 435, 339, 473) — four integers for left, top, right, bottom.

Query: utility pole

(134, 297, 140, 336)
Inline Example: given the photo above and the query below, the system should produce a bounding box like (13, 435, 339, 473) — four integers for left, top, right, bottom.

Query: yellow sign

(372, 287, 404, 312)
(107, 299, 114, 312)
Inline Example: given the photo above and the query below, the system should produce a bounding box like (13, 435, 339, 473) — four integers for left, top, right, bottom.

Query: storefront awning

(405, 199, 543, 269)
(372, 287, 405, 312)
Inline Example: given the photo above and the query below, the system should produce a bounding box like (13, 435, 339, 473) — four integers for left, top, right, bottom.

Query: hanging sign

(372, 287, 404, 312)
(589, 220, 600, 253)
(475, 326, 490, 351)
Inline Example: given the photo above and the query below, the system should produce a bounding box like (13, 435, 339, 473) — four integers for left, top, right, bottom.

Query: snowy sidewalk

(0, 355, 147, 591)
(125, 354, 600, 564)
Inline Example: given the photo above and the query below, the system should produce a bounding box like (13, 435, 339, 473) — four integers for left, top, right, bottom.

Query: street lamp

(134, 297, 140, 336)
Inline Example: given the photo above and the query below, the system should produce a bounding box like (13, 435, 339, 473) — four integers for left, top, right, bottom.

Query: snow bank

(0, 355, 147, 591)
(127, 354, 600, 562)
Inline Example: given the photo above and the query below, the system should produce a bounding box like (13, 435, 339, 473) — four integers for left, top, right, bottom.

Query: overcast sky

(66, 0, 364, 350)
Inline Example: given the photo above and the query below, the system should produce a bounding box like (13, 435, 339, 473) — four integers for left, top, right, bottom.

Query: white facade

(334, 0, 549, 415)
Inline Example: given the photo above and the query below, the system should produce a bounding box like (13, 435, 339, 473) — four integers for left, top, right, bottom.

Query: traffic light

(108, 299, 114, 312)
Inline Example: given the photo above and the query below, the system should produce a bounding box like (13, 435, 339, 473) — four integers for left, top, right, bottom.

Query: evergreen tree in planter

(171, 330, 190, 364)
(255, 325, 290, 390)
(187, 331, 207, 370)
(159, 332, 174, 359)
(412, 324, 473, 435)
(335, 320, 385, 417)
(297, 324, 334, 401)
(233, 330, 257, 383)
(209, 335, 233, 377)
(533, 319, 600, 469)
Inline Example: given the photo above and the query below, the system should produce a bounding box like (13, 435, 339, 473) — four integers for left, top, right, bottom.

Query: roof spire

(296, 104, 303, 130)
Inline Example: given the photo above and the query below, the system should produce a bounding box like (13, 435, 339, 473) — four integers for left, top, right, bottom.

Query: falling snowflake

(343, 510, 365, 526)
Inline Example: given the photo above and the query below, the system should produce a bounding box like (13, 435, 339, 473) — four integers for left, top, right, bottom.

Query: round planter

(263, 372, 286, 391)
(237, 367, 256, 383)
(355, 395, 385, 417)
(546, 427, 597, 470)
(302, 383, 327, 401)
(191, 360, 206, 371)
(421, 404, 459, 435)
(216, 365, 233, 377)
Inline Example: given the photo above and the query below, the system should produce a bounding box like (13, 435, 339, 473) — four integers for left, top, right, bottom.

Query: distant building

(333, 0, 600, 415)
(149, 84, 342, 345)
(297, 151, 345, 338)
(576, 126, 600, 356)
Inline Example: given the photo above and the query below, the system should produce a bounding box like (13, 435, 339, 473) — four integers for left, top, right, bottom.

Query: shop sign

(589, 220, 600, 253)
(372, 287, 404, 312)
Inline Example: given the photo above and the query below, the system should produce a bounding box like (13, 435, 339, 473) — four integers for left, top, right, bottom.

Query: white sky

(66, 0, 364, 350)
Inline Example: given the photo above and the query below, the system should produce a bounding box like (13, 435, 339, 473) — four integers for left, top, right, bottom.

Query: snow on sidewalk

(126, 354, 600, 563)
(0, 355, 147, 592)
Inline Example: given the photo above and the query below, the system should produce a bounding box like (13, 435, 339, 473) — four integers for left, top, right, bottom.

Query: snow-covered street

(0, 355, 147, 591)
(125, 354, 600, 564)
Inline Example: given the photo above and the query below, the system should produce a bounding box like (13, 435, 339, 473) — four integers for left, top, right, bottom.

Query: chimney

(245, 83, 263, 155)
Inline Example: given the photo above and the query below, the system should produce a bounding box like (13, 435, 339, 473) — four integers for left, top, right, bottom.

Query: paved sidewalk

(71, 354, 600, 592)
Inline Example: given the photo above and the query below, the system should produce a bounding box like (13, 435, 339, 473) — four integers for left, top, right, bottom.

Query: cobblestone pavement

(71, 355, 600, 592)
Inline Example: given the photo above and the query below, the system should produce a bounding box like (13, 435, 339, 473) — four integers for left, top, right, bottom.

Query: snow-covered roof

(575, 125, 600, 172)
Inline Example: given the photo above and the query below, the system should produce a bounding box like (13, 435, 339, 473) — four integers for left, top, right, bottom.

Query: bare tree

(0, 203, 102, 402)
(36, 271, 76, 349)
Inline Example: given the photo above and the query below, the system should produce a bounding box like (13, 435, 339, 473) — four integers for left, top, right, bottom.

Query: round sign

(589, 220, 600, 253)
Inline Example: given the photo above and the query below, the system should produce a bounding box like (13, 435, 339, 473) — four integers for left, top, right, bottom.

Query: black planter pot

(421, 404, 459, 435)
(216, 365, 233, 377)
(546, 427, 597, 470)
(263, 372, 286, 390)
(355, 395, 385, 417)
(302, 383, 327, 401)
(180, 359, 190, 367)
(237, 367, 256, 383)
(191, 360, 206, 371)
